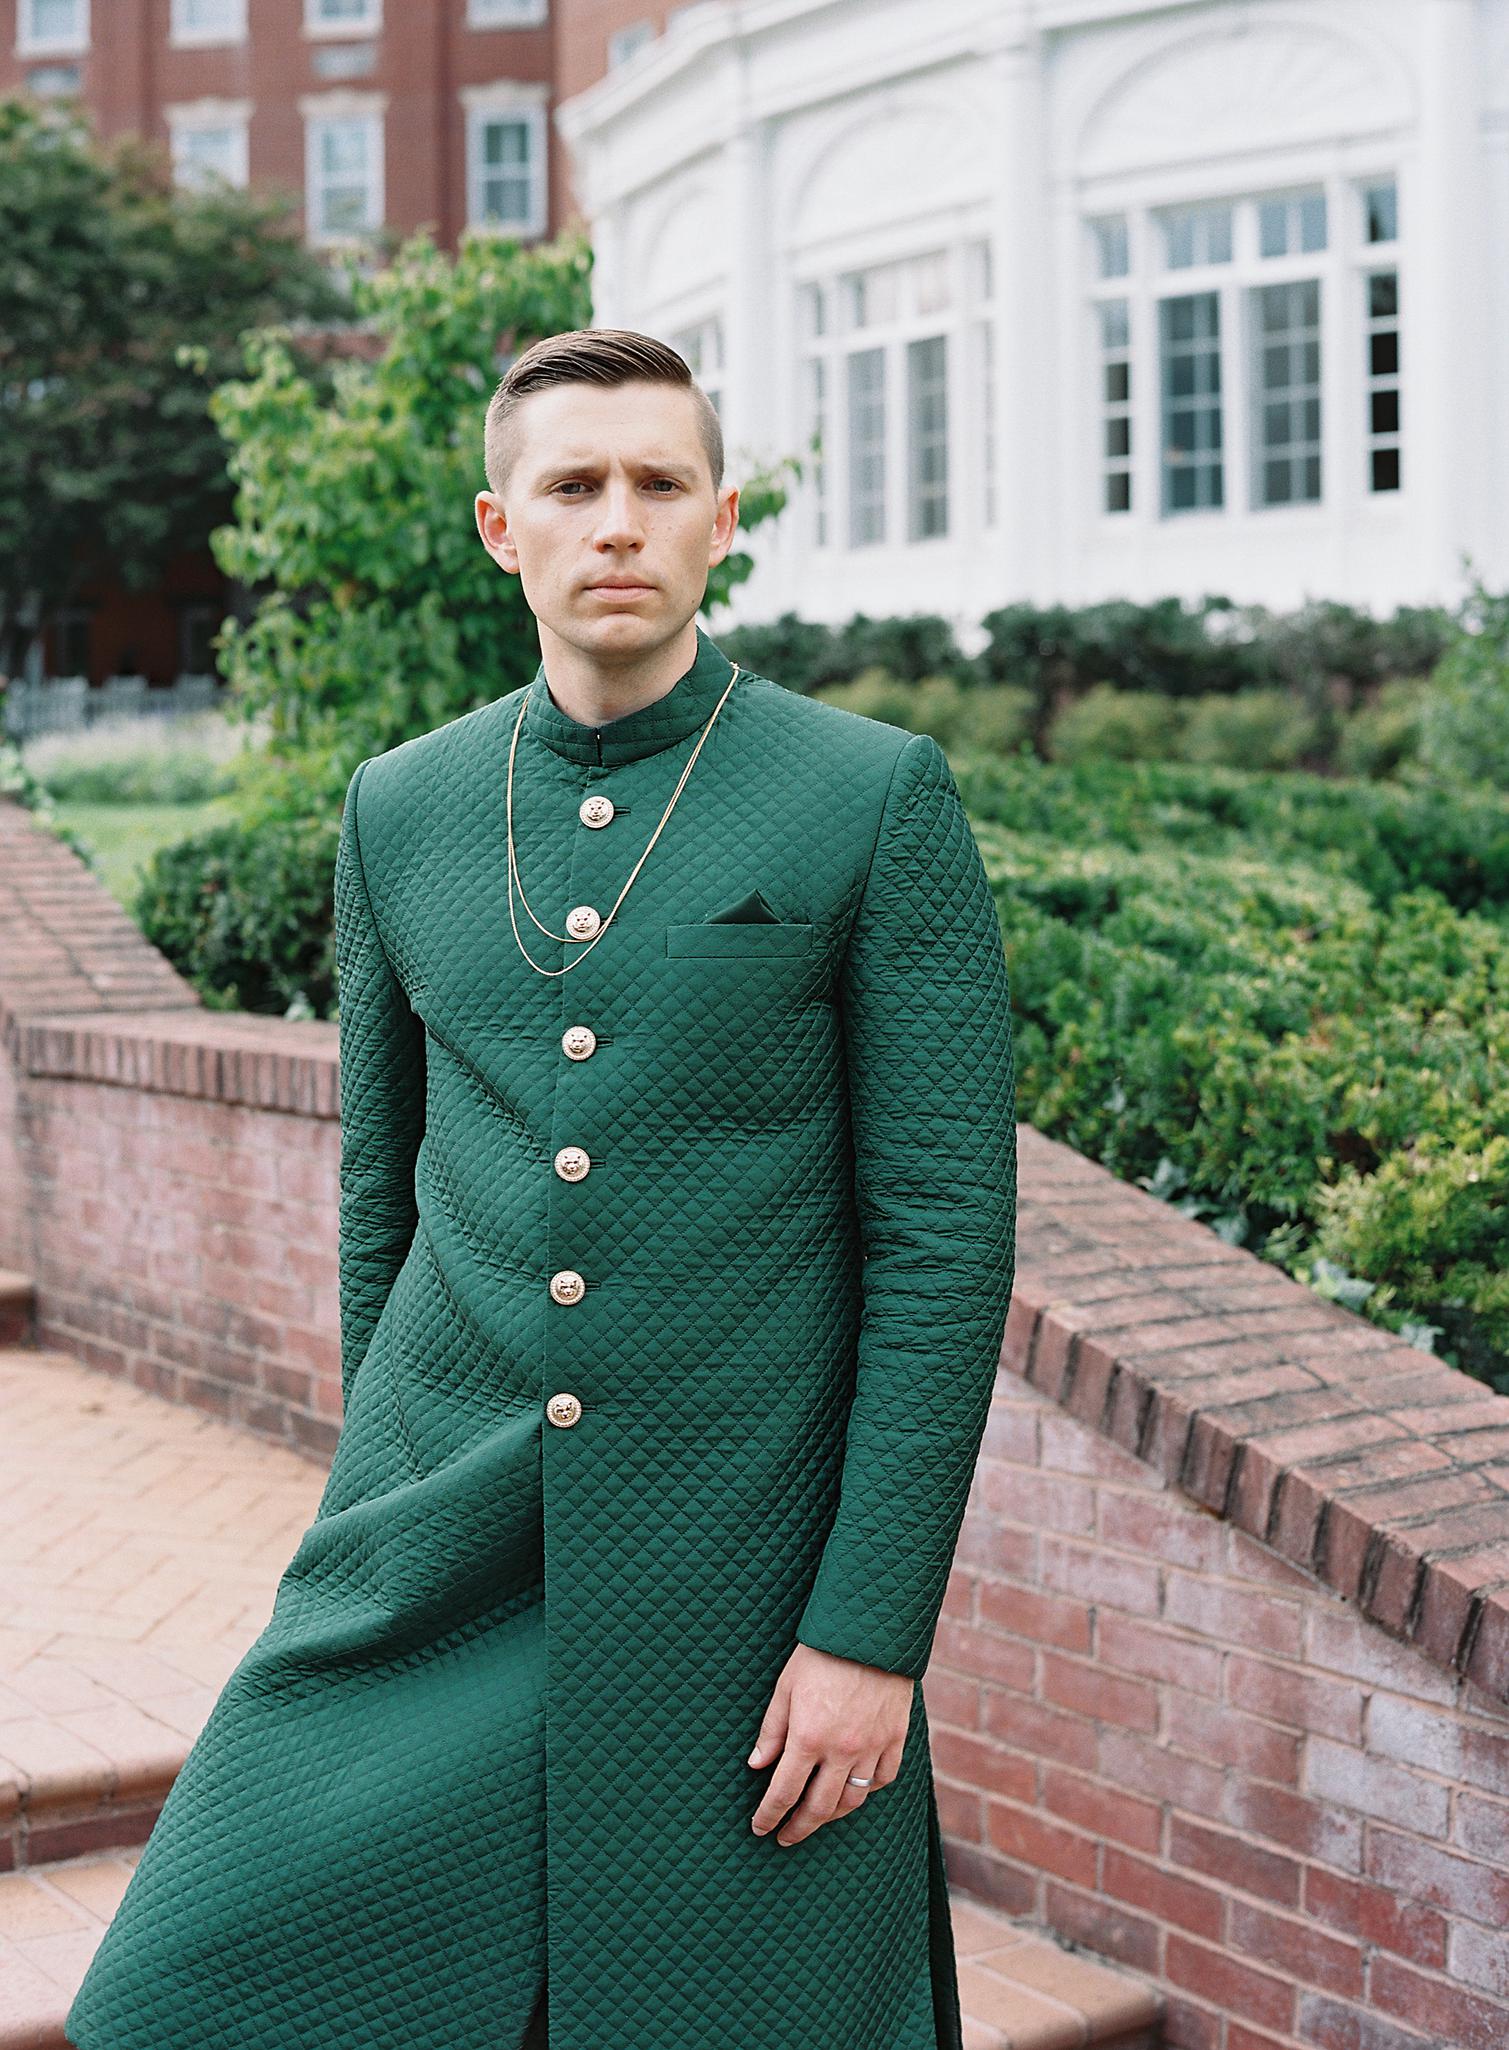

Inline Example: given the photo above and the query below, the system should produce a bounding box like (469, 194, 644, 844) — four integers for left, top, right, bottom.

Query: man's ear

(709, 484, 740, 568)
(476, 492, 518, 573)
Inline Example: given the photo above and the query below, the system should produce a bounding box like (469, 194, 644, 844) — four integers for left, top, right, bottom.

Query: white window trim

(796, 234, 990, 559)
(169, 0, 247, 49)
(466, 0, 547, 26)
(1083, 168, 1404, 532)
(166, 100, 252, 187)
(16, 0, 89, 58)
(461, 82, 549, 238)
(303, 0, 381, 42)
(300, 94, 387, 245)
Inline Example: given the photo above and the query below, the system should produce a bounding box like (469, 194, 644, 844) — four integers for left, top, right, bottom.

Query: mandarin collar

(521, 623, 738, 767)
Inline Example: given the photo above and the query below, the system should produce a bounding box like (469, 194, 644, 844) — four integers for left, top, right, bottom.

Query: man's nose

(592, 480, 646, 543)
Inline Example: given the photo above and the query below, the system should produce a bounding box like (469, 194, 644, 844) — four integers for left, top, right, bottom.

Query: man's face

(475, 380, 739, 662)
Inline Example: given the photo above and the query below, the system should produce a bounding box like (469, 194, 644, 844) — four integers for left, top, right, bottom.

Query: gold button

(546, 1391, 583, 1427)
(555, 1145, 590, 1181)
(566, 904, 601, 939)
(580, 793, 615, 828)
(562, 1025, 597, 1060)
(549, 1269, 585, 1304)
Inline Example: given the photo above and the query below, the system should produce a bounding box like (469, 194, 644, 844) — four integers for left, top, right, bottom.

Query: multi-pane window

(1160, 201, 1233, 270)
(1365, 271, 1401, 492)
(1160, 293, 1223, 513)
(1363, 179, 1398, 246)
(967, 237, 995, 530)
(171, 0, 245, 39)
(1090, 215, 1129, 281)
(1258, 190, 1327, 258)
(306, 0, 378, 30)
(18, 0, 87, 52)
(847, 347, 886, 547)
(805, 355, 829, 545)
(171, 120, 248, 189)
(307, 114, 382, 237)
(668, 313, 724, 419)
(1092, 174, 1401, 522)
(469, 111, 543, 231)
(801, 242, 985, 552)
(1250, 279, 1322, 506)
(799, 282, 831, 542)
(907, 336, 948, 541)
(1098, 299, 1132, 513)
(469, 0, 547, 21)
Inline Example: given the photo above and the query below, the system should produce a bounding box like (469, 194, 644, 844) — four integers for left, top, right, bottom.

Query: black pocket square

(707, 888, 781, 924)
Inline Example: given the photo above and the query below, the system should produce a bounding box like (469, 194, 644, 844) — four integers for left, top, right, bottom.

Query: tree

(0, 94, 350, 677)
(204, 222, 795, 820)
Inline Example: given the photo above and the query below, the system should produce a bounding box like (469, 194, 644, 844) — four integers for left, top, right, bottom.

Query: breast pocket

(664, 922, 814, 961)
(658, 923, 824, 1124)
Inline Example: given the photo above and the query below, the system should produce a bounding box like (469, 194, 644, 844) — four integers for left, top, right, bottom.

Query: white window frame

(169, 0, 247, 48)
(301, 97, 385, 244)
(1082, 171, 1404, 529)
(667, 312, 724, 418)
(797, 236, 990, 557)
(460, 83, 548, 238)
(467, 0, 547, 24)
(304, 0, 381, 40)
(1097, 297, 1133, 515)
(167, 101, 252, 189)
(16, 0, 88, 57)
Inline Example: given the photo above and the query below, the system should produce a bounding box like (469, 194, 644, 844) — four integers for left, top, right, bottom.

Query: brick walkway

(0, 1328, 1160, 2049)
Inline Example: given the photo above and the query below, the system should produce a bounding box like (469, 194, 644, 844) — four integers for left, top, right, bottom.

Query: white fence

(1, 673, 227, 741)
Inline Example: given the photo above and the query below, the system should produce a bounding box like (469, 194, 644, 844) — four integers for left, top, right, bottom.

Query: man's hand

(746, 1642, 913, 1847)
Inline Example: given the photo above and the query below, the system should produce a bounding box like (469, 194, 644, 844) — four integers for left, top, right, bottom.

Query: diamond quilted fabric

(65, 624, 1018, 2050)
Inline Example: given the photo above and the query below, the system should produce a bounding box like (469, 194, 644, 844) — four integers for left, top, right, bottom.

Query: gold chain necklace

(504, 660, 742, 978)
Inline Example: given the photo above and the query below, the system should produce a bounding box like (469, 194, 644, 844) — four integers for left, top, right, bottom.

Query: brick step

(0, 1349, 1163, 2048)
(0, 1274, 34, 1349)
(0, 1846, 142, 2048)
(0, 1851, 1159, 2050)
(951, 1893, 1162, 2047)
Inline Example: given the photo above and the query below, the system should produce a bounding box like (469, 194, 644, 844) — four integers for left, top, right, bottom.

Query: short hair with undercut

(483, 327, 724, 501)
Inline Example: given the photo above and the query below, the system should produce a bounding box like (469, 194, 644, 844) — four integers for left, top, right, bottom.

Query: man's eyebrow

(534, 454, 697, 479)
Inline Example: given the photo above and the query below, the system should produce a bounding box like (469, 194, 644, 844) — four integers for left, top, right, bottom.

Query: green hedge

(955, 751, 1509, 1391)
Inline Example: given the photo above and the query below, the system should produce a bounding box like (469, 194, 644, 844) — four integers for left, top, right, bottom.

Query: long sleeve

(334, 756, 426, 1411)
(795, 731, 1017, 1681)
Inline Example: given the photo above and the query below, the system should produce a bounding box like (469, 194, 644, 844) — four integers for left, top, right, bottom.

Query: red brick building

(0, 0, 699, 690)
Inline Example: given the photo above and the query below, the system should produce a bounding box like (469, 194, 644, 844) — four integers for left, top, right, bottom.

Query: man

(65, 326, 1016, 2050)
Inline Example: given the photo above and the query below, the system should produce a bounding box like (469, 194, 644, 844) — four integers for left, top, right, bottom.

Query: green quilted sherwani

(65, 622, 1017, 2050)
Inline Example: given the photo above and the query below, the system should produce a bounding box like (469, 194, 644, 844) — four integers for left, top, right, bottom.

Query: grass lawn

(49, 797, 241, 910)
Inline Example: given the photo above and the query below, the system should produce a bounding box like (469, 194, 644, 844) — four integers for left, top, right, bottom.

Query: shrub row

(955, 751, 1509, 1391)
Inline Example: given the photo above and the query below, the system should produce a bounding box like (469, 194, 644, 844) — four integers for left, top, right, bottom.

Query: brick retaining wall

(4, 790, 1508, 2049)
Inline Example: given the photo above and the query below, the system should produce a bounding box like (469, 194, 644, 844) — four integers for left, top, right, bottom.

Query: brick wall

(0, 795, 345, 1456)
(929, 1132, 1509, 2050)
(5, 790, 1509, 2047)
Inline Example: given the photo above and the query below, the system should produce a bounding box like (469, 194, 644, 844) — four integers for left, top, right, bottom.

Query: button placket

(542, 768, 624, 1431)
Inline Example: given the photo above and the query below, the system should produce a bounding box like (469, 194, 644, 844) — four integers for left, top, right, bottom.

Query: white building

(555, 0, 1505, 635)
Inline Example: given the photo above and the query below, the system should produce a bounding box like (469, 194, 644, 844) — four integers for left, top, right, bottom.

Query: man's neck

(538, 622, 698, 728)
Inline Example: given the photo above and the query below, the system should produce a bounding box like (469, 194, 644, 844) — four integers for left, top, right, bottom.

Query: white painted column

(986, 23, 1051, 605)
(719, 39, 780, 607)
(1411, 0, 1489, 600)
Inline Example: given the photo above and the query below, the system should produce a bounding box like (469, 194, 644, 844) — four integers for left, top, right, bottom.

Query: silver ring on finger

(846, 1773, 873, 1787)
